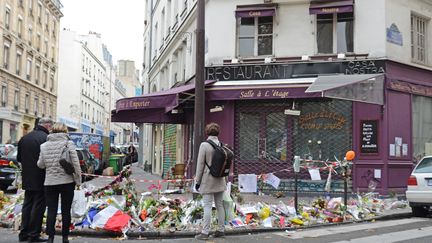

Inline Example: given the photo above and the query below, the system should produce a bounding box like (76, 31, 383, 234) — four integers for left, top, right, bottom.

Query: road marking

(333, 226, 432, 243)
(275, 218, 428, 239)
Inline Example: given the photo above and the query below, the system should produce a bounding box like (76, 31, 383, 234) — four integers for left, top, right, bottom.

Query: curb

(0, 210, 412, 239)
(35, 210, 411, 239)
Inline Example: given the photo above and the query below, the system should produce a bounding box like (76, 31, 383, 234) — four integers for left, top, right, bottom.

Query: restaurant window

(1, 86, 7, 107)
(412, 95, 432, 163)
(317, 13, 354, 54)
(411, 14, 429, 64)
(14, 90, 19, 111)
(237, 16, 273, 57)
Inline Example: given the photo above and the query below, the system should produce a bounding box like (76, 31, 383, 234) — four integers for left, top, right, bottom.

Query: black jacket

(17, 126, 49, 191)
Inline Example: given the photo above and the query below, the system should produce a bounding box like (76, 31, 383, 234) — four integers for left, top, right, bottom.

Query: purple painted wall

(205, 100, 235, 147)
(352, 87, 414, 194)
(386, 91, 413, 193)
(352, 102, 384, 192)
(386, 61, 432, 86)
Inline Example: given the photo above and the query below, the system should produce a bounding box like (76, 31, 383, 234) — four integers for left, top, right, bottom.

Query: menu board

(360, 120, 378, 154)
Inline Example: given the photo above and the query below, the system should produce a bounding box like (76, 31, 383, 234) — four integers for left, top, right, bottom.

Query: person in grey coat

(194, 123, 226, 240)
(37, 122, 81, 243)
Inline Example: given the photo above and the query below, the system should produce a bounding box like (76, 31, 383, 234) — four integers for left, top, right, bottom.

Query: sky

(60, 0, 145, 70)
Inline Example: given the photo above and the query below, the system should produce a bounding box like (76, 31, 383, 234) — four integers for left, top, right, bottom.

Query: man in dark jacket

(17, 118, 53, 242)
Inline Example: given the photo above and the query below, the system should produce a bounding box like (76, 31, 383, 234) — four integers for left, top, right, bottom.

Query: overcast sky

(60, 0, 145, 70)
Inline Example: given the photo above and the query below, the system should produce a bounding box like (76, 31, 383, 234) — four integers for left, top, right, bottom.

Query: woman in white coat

(37, 122, 81, 243)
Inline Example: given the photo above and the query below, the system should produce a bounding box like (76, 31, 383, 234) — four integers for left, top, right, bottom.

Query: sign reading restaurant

(206, 60, 386, 81)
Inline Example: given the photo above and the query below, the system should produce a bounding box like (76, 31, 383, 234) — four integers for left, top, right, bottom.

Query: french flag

(91, 205, 131, 232)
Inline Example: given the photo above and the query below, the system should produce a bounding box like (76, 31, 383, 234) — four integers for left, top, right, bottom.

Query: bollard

(293, 156, 301, 214)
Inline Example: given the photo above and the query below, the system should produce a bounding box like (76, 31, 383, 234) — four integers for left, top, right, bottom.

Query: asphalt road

(1, 217, 432, 243)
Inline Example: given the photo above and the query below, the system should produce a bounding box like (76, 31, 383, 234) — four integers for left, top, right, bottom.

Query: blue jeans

(201, 192, 225, 234)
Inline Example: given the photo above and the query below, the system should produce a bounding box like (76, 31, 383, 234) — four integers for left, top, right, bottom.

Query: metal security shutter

(234, 99, 352, 192)
(163, 124, 177, 178)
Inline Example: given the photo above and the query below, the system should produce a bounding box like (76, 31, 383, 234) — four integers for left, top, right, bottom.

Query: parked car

(0, 147, 19, 191)
(76, 148, 97, 181)
(406, 155, 432, 216)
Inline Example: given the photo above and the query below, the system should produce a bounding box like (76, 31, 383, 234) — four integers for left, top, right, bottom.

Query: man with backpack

(194, 123, 233, 240)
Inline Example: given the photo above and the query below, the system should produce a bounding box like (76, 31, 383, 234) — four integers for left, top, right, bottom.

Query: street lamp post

(192, 0, 205, 178)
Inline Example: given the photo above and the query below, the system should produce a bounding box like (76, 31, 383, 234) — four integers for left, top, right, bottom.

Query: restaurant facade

(113, 58, 432, 194)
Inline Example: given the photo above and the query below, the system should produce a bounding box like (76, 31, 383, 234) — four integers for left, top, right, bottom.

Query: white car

(406, 155, 432, 217)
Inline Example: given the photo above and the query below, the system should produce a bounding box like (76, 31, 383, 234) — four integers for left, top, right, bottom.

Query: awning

(206, 78, 321, 101)
(305, 74, 385, 105)
(111, 109, 186, 124)
(112, 80, 216, 124)
(309, 0, 354, 14)
(235, 7, 276, 18)
(116, 80, 216, 113)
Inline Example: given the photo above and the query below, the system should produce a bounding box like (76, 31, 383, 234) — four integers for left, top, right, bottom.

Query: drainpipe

(147, 0, 154, 173)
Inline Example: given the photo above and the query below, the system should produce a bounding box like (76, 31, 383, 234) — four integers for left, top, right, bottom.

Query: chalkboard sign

(360, 120, 378, 154)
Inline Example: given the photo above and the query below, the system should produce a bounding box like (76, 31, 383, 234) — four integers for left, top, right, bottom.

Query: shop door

(235, 103, 293, 178)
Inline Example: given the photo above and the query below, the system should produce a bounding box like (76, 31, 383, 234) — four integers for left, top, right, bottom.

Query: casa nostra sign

(205, 60, 386, 81)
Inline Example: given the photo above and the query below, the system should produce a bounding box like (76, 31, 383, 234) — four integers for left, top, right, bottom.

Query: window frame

(16, 49, 23, 75)
(17, 16, 23, 38)
(411, 13, 429, 65)
(24, 93, 30, 113)
(5, 7, 11, 30)
(14, 89, 19, 111)
(1, 86, 7, 107)
(3, 41, 10, 69)
(316, 13, 354, 54)
(236, 16, 274, 57)
(34, 96, 39, 115)
(26, 57, 32, 80)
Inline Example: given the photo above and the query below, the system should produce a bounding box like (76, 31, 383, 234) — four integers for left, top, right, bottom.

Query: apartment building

(114, 0, 432, 194)
(57, 29, 109, 135)
(0, 0, 62, 143)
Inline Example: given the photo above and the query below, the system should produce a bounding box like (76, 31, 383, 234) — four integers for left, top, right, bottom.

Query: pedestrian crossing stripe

(274, 218, 428, 239)
(333, 226, 432, 243)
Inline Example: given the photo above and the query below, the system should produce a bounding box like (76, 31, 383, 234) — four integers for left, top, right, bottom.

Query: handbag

(59, 142, 75, 175)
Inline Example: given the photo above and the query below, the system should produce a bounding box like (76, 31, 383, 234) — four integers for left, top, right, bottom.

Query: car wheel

(0, 184, 9, 192)
(412, 206, 429, 217)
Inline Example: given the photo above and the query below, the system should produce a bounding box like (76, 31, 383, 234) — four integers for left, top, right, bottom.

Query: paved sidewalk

(0, 165, 413, 239)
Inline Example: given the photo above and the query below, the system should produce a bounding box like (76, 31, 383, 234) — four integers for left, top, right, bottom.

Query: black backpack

(205, 140, 234, 177)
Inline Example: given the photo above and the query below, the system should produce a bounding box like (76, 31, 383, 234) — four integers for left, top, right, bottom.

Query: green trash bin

(109, 155, 124, 175)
